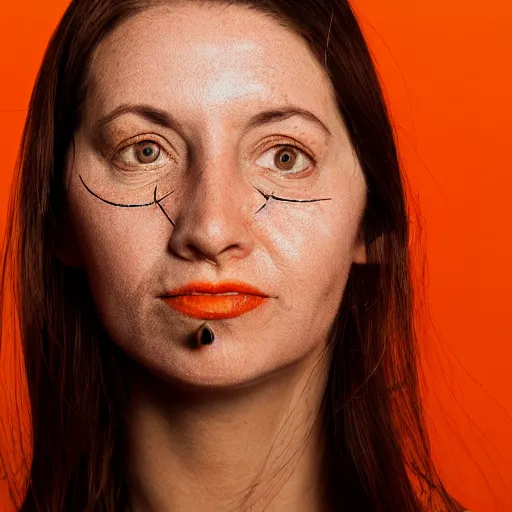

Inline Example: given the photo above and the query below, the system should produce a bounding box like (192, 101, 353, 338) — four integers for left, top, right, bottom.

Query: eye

(114, 139, 171, 170)
(255, 144, 313, 175)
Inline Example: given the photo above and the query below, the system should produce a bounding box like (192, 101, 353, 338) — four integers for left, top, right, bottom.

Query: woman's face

(61, 2, 368, 388)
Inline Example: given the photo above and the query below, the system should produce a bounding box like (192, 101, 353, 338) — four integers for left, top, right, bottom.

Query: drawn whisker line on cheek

(252, 185, 332, 214)
(79, 174, 176, 212)
(154, 184, 176, 227)
(79, 176, 330, 225)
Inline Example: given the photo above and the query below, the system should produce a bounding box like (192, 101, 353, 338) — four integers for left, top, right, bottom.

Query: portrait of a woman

(0, 0, 478, 510)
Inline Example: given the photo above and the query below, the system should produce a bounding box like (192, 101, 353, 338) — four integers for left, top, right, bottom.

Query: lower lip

(163, 294, 268, 319)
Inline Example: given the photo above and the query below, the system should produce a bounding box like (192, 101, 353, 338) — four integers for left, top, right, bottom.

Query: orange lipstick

(162, 281, 270, 320)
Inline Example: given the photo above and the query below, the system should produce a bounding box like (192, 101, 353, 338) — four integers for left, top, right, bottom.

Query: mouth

(162, 281, 270, 320)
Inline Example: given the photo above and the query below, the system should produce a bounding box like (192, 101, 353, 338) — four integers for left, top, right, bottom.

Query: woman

(0, 0, 473, 510)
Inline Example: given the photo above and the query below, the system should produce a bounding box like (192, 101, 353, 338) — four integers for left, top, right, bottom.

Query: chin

(129, 336, 305, 395)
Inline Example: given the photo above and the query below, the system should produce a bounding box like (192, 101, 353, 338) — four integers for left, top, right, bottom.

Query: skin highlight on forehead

(84, 2, 340, 137)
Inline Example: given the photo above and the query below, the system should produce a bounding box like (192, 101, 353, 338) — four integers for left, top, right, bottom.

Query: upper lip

(164, 280, 270, 297)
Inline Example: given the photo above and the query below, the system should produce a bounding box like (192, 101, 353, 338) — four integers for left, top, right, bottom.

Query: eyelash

(112, 136, 317, 174)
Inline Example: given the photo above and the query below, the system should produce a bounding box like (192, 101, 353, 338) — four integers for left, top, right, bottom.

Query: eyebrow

(92, 103, 332, 140)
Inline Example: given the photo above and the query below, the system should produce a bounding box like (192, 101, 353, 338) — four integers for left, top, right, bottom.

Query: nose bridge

(187, 113, 246, 204)
(187, 147, 247, 218)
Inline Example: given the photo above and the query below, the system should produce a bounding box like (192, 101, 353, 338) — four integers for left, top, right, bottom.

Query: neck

(123, 349, 331, 512)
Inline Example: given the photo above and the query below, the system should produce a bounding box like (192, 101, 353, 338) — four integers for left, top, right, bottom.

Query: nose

(166, 153, 256, 266)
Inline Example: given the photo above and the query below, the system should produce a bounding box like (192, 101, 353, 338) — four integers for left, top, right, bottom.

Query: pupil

(143, 147, 153, 157)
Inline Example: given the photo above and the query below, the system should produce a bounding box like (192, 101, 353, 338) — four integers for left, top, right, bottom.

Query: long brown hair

(0, 0, 469, 510)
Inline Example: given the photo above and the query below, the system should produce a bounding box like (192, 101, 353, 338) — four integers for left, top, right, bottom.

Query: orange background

(1, 1, 511, 511)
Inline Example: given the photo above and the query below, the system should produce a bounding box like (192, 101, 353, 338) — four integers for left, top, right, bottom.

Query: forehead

(86, 2, 337, 125)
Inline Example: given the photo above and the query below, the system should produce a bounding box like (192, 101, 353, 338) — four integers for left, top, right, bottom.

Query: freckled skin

(58, 3, 368, 510)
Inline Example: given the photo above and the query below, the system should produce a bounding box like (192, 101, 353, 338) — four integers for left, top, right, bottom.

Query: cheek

(262, 195, 356, 254)
(72, 205, 169, 353)
(258, 199, 357, 300)
(71, 195, 163, 306)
